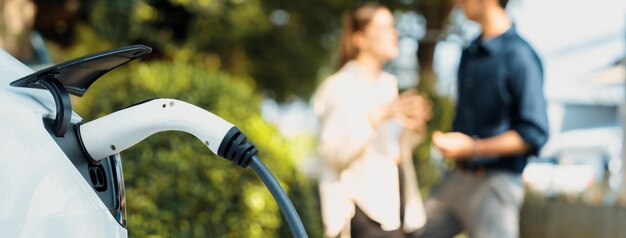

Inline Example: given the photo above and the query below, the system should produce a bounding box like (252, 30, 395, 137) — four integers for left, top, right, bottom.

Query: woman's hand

(369, 89, 432, 131)
(390, 89, 432, 132)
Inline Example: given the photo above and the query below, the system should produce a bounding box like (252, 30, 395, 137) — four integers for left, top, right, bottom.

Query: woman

(313, 2, 431, 238)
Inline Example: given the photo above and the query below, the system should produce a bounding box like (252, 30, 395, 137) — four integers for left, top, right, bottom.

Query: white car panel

(0, 49, 127, 237)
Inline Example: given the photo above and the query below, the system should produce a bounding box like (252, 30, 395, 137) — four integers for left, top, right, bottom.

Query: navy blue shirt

(454, 26, 549, 174)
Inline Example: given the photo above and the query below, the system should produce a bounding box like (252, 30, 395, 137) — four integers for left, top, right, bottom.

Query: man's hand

(432, 131, 474, 160)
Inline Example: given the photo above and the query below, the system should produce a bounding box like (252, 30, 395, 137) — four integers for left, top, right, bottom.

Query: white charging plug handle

(79, 98, 234, 161)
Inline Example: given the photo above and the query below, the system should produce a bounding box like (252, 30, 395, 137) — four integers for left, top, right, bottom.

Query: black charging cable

(250, 155, 307, 238)
(217, 127, 308, 238)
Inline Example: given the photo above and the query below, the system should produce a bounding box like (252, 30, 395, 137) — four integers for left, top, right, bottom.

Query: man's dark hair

(499, 0, 509, 8)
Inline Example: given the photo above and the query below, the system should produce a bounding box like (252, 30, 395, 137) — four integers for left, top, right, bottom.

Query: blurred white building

(516, 0, 625, 195)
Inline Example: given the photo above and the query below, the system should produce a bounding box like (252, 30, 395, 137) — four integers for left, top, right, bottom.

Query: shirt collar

(468, 25, 516, 55)
(342, 60, 382, 81)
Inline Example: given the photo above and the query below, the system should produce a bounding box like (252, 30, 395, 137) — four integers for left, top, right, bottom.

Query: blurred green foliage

(414, 92, 455, 195)
(80, 0, 338, 101)
(39, 0, 424, 101)
(51, 27, 322, 237)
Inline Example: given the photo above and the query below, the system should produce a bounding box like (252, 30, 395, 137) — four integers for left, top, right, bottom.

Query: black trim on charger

(38, 75, 72, 137)
(10, 45, 152, 137)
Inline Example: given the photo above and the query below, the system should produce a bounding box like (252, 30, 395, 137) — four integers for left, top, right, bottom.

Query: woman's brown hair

(337, 2, 385, 69)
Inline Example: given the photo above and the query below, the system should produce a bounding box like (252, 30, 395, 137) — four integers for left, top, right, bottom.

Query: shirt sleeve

(507, 47, 549, 155)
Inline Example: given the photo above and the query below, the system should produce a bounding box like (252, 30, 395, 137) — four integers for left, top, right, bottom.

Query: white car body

(0, 49, 127, 237)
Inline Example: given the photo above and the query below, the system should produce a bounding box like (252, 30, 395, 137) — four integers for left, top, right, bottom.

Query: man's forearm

(474, 130, 531, 158)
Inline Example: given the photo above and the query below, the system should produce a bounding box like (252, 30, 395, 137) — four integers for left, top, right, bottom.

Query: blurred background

(0, 0, 624, 237)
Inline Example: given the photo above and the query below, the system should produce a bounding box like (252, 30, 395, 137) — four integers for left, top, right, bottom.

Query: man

(419, 0, 548, 237)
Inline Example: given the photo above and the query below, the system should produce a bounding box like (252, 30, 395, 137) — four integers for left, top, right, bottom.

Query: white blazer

(313, 61, 426, 238)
